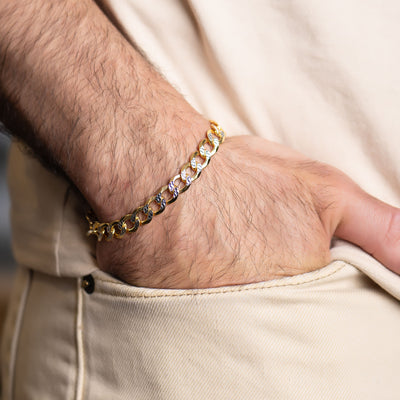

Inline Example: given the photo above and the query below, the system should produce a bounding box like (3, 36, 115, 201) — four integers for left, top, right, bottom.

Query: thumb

(335, 189, 400, 275)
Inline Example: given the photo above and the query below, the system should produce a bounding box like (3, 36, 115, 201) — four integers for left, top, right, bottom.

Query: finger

(335, 190, 400, 274)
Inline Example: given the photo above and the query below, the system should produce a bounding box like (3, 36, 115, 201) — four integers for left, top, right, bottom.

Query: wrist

(82, 111, 211, 222)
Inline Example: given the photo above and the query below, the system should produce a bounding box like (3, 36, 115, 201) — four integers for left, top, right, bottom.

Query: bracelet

(86, 120, 226, 241)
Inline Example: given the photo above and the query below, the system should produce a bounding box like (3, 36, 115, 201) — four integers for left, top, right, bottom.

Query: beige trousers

(2, 234, 400, 399)
(2, 1, 400, 398)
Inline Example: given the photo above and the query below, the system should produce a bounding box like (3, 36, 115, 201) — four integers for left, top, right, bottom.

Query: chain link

(86, 120, 226, 241)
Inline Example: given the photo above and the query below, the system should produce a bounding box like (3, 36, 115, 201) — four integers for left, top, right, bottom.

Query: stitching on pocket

(5, 268, 32, 400)
(92, 262, 346, 299)
(74, 278, 85, 400)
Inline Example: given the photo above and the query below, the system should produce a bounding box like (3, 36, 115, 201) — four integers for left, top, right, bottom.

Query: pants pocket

(80, 259, 400, 400)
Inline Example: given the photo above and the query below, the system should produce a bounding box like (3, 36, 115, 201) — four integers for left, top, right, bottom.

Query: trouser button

(82, 275, 95, 294)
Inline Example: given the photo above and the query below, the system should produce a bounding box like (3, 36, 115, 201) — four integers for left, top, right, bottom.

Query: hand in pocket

(97, 135, 400, 289)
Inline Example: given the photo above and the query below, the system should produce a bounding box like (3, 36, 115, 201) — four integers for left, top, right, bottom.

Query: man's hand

(97, 133, 400, 289)
(1, 0, 399, 289)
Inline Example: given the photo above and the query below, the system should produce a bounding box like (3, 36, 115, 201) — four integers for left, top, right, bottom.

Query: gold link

(145, 194, 167, 216)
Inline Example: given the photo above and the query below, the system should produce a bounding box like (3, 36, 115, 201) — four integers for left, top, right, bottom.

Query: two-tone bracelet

(86, 120, 226, 241)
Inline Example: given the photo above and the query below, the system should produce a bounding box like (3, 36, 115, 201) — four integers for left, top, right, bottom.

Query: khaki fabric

(2, 253, 400, 399)
(2, 0, 400, 399)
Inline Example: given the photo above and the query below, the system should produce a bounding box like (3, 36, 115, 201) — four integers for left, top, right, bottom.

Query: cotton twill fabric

(2, 258, 400, 399)
(2, 0, 400, 399)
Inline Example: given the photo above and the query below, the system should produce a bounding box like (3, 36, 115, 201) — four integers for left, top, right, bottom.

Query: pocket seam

(91, 262, 346, 299)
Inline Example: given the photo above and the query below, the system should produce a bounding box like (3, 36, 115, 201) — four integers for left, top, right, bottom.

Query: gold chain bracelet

(86, 120, 226, 241)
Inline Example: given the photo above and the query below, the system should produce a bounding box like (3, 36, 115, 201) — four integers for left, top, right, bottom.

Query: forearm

(0, 0, 208, 220)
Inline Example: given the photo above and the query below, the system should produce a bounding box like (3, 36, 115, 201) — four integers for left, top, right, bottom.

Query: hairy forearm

(0, 0, 208, 219)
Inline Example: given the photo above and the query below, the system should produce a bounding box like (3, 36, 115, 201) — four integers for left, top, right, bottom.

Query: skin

(0, 0, 399, 288)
